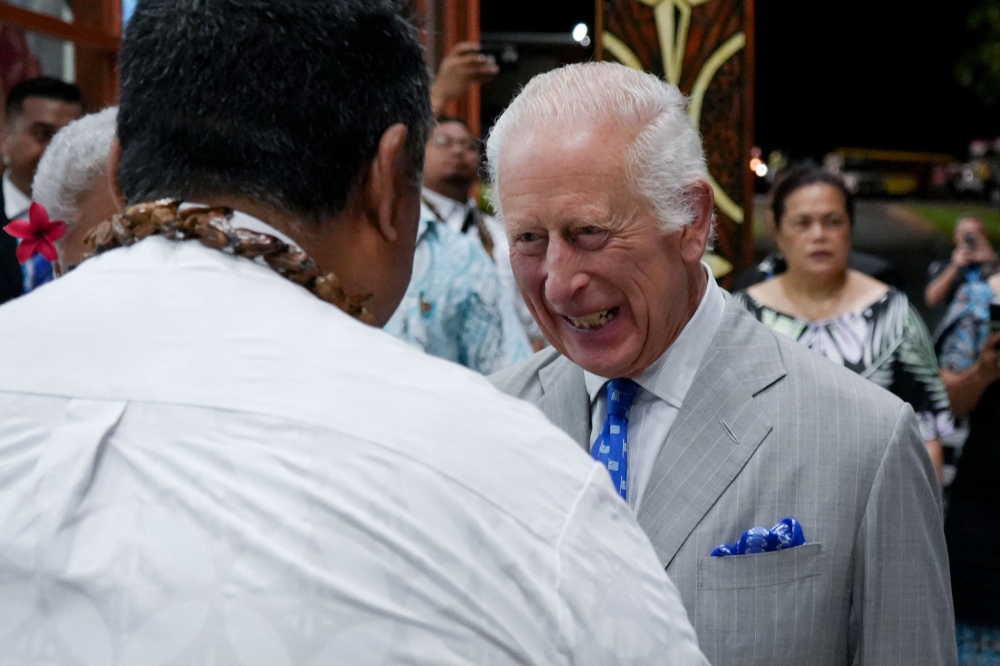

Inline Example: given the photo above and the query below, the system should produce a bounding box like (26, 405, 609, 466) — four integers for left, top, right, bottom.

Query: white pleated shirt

(0, 212, 707, 666)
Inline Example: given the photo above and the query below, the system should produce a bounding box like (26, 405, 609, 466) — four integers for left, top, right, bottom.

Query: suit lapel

(538, 357, 591, 451)
(636, 298, 786, 568)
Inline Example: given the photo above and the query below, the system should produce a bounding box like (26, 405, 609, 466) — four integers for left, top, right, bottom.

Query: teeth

(567, 309, 617, 330)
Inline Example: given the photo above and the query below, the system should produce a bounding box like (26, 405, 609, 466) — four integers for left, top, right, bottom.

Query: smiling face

(2, 97, 82, 197)
(774, 183, 851, 281)
(498, 121, 711, 378)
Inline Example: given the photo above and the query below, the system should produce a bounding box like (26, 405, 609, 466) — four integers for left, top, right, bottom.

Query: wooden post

(69, 0, 120, 109)
(598, 0, 756, 284)
(441, 0, 480, 136)
(0, 0, 120, 109)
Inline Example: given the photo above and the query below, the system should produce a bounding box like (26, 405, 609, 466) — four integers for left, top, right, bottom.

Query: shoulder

(847, 269, 890, 305)
(730, 288, 759, 313)
(763, 312, 907, 431)
(741, 275, 785, 311)
(489, 346, 567, 397)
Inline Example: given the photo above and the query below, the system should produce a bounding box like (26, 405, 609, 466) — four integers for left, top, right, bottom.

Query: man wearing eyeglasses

(383, 117, 532, 374)
(419, 116, 545, 350)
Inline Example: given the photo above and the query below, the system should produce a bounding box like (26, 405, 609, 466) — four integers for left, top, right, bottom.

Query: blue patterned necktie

(592, 378, 640, 501)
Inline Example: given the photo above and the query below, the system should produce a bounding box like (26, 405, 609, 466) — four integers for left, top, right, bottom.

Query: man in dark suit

(0, 77, 82, 304)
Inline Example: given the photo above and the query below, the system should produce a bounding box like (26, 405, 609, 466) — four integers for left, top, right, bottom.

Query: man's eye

(518, 232, 539, 243)
(579, 226, 600, 235)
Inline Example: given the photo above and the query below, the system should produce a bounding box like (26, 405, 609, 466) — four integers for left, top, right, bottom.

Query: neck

(5, 171, 30, 199)
(782, 264, 848, 304)
(424, 182, 469, 204)
(193, 196, 310, 243)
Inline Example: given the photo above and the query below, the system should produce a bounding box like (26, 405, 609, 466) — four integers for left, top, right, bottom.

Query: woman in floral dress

(734, 166, 952, 483)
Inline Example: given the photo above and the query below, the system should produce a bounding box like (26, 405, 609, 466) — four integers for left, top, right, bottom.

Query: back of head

(486, 62, 707, 231)
(117, 0, 433, 226)
(33, 106, 117, 226)
(5, 77, 82, 122)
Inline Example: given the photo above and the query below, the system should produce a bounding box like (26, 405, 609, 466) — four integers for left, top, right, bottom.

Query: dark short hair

(117, 0, 433, 226)
(5, 77, 82, 121)
(771, 166, 854, 227)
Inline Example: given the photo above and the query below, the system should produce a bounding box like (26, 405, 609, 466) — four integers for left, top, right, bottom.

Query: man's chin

(552, 324, 641, 378)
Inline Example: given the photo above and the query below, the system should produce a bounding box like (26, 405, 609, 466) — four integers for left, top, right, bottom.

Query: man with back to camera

(0, 77, 82, 303)
(0, 2, 709, 663)
(488, 62, 956, 666)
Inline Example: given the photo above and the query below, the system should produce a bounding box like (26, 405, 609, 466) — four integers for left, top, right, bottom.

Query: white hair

(485, 62, 707, 232)
(32, 106, 118, 235)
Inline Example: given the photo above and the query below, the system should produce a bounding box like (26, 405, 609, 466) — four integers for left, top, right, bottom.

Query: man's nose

(543, 239, 588, 306)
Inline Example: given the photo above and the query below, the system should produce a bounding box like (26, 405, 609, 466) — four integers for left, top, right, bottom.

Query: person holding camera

(936, 264, 1000, 662)
(925, 217, 998, 310)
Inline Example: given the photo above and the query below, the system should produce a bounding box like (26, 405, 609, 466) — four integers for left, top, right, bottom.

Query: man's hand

(973, 242, 998, 265)
(951, 245, 973, 269)
(431, 42, 499, 115)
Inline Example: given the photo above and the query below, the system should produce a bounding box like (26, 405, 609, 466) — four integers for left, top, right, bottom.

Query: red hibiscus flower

(4, 202, 66, 264)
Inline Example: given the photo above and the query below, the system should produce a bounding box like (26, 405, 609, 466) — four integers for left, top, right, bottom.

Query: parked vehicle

(823, 148, 955, 197)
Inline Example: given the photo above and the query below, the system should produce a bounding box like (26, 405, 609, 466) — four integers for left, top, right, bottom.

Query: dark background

(482, 1, 998, 161)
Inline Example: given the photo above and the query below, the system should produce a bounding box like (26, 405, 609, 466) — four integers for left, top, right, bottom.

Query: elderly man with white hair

(31, 106, 120, 272)
(489, 62, 956, 666)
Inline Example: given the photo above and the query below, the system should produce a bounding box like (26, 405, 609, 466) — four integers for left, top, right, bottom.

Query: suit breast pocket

(694, 543, 828, 666)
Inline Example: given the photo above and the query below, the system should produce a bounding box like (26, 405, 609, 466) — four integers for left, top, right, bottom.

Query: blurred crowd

(0, 1, 995, 665)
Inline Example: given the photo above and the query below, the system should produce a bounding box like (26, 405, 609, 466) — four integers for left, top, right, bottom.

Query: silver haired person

(31, 106, 120, 272)
(488, 62, 956, 666)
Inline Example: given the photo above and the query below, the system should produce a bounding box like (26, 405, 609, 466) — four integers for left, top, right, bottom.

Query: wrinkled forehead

(497, 122, 642, 227)
(497, 120, 632, 184)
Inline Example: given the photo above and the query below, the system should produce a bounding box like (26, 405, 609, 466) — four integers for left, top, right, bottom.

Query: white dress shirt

(2, 172, 30, 221)
(421, 187, 544, 341)
(0, 211, 707, 665)
(586, 264, 725, 512)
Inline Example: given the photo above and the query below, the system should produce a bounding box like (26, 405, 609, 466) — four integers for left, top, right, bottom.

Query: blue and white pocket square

(711, 517, 806, 557)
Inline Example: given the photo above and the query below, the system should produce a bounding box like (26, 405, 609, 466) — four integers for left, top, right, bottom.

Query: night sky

(482, 0, 999, 161)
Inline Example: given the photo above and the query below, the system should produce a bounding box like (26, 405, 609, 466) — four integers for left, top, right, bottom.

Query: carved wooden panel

(598, 0, 755, 283)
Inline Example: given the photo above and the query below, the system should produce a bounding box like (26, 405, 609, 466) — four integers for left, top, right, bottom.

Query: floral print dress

(734, 288, 955, 441)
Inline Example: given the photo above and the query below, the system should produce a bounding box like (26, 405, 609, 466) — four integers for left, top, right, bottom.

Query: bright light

(573, 23, 589, 43)
(755, 163, 769, 178)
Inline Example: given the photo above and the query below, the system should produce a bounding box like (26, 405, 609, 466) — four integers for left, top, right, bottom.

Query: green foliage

(957, 0, 1000, 106)
(905, 203, 1000, 244)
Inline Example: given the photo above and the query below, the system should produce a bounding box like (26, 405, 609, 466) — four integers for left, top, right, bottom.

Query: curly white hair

(32, 106, 118, 238)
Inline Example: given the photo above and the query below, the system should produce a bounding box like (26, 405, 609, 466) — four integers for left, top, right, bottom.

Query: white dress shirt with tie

(586, 264, 725, 512)
(0, 210, 708, 665)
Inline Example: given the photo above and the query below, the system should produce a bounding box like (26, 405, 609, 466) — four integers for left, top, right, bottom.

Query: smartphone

(990, 302, 1000, 332)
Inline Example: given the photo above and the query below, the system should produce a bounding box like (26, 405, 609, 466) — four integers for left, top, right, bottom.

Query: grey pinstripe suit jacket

(490, 295, 956, 666)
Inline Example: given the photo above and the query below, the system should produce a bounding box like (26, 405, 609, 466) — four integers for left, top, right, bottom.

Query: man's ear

(107, 137, 125, 208)
(679, 179, 714, 263)
(364, 123, 410, 242)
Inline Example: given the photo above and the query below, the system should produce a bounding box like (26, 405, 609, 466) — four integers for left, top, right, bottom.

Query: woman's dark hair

(117, 0, 433, 227)
(770, 166, 854, 227)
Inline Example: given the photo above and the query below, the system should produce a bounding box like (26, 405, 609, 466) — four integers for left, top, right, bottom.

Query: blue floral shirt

(384, 217, 530, 374)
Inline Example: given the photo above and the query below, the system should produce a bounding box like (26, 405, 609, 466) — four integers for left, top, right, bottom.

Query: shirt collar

(421, 188, 472, 221)
(3, 172, 30, 221)
(179, 202, 300, 249)
(584, 262, 726, 408)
